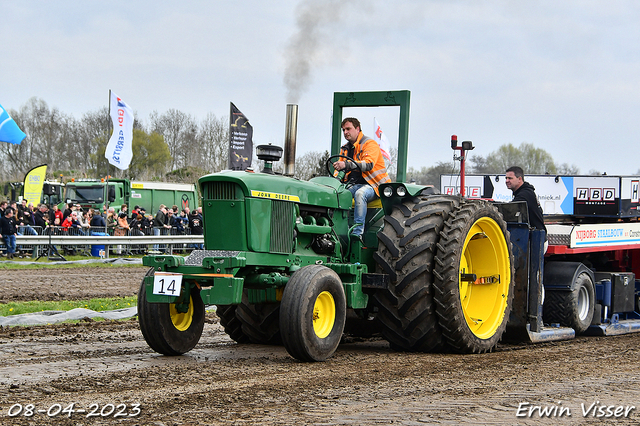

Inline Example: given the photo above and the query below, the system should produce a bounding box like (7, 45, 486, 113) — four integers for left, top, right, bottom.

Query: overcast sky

(3, 1, 640, 175)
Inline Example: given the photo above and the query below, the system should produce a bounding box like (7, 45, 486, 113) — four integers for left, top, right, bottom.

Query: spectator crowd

(0, 200, 204, 257)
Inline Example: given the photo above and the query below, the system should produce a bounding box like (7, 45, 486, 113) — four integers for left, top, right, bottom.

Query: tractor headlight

(383, 186, 394, 198)
(396, 186, 407, 197)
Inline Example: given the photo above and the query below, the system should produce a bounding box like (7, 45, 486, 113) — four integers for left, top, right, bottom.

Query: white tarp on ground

(0, 257, 143, 326)
(0, 307, 138, 327)
(1, 305, 217, 327)
(0, 257, 143, 266)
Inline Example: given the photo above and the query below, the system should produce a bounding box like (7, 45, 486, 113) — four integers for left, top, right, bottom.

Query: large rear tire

(235, 292, 281, 345)
(373, 195, 461, 352)
(279, 265, 346, 362)
(433, 200, 514, 353)
(216, 304, 250, 343)
(138, 268, 205, 355)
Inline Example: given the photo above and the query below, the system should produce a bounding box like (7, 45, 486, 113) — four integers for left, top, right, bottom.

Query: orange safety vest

(338, 132, 391, 196)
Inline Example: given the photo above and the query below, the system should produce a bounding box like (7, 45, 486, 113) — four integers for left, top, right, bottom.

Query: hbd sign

(576, 187, 616, 203)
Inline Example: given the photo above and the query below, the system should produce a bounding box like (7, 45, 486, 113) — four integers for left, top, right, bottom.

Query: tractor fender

(543, 261, 595, 292)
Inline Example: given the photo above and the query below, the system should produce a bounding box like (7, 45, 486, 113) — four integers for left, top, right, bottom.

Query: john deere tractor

(138, 90, 515, 361)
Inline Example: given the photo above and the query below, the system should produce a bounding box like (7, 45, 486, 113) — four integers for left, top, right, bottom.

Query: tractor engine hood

(199, 170, 352, 210)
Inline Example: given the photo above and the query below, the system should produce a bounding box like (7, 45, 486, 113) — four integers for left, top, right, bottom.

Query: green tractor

(138, 90, 514, 361)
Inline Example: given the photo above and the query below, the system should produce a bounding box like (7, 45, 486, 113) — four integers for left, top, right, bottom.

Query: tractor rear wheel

(216, 305, 250, 343)
(279, 265, 346, 362)
(373, 194, 461, 352)
(236, 292, 281, 345)
(433, 200, 514, 353)
(138, 268, 205, 355)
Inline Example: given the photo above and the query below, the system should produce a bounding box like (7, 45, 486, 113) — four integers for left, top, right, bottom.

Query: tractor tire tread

(433, 200, 515, 354)
(373, 194, 461, 353)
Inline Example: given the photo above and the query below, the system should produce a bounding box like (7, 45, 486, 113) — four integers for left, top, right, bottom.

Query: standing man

(1, 208, 18, 259)
(34, 204, 50, 230)
(333, 117, 391, 241)
(188, 207, 204, 250)
(89, 208, 107, 235)
(505, 166, 547, 237)
(153, 204, 171, 253)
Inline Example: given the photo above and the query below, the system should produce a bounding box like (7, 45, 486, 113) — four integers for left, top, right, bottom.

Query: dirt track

(1, 266, 640, 425)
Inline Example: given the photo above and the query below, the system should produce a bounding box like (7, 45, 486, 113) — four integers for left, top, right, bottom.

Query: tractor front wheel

(138, 268, 205, 355)
(279, 265, 346, 362)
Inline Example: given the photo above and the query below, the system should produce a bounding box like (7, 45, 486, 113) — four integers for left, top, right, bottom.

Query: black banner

(229, 103, 253, 170)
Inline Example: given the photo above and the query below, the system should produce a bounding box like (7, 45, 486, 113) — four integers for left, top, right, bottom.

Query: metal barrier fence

(1, 226, 204, 259)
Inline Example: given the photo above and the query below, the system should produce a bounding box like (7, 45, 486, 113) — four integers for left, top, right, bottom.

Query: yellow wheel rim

(170, 296, 194, 332)
(459, 217, 511, 339)
(313, 291, 336, 338)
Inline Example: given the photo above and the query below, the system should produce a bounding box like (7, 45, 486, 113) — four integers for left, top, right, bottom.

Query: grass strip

(0, 296, 137, 317)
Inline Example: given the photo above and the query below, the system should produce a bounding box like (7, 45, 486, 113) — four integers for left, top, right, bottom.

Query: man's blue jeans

(3, 234, 16, 254)
(153, 227, 161, 251)
(348, 184, 376, 237)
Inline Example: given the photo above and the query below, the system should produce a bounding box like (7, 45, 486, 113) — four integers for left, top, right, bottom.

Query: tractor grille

(202, 182, 242, 200)
(270, 200, 295, 253)
(184, 250, 241, 266)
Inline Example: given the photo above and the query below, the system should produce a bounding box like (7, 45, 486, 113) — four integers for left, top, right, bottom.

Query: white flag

(105, 91, 134, 170)
(373, 118, 391, 161)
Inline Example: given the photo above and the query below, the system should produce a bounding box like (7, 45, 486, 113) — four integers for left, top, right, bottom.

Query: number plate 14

(152, 273, 183, 296)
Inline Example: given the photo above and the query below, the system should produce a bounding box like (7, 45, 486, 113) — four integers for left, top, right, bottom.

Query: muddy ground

(1, 266, 640, 425)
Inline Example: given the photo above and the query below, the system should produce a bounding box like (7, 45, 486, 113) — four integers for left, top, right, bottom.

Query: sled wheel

(138, 268, 205, 355)
(373, 194, 461, 352)
(280, 265, 346, 362)
(433, 200, 514, 353)
(236, 291, 281, 345)
(543, 271, 595, 334)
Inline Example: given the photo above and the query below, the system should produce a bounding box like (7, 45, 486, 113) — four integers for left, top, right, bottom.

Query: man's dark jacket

(512, 181, 547, 234)
(34, 210, 49, 228)
(0, 216, 16, 236)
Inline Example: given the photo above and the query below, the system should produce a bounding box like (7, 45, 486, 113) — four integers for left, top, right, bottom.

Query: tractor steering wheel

(325, 154, 364, 185)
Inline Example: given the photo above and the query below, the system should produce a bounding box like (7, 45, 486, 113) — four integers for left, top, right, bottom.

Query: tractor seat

(351, 198, 383, 209)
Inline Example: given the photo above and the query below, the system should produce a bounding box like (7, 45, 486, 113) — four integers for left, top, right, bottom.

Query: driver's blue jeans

(348, 184, 376, 236)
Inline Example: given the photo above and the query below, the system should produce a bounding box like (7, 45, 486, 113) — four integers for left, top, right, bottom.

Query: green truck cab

(63, 179, 198, 213)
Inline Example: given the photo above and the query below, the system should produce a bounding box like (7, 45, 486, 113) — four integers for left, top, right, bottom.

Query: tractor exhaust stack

(283, 104, 298, 177)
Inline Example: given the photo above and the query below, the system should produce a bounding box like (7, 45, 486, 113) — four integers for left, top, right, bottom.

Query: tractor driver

(333, 117, 391, 241)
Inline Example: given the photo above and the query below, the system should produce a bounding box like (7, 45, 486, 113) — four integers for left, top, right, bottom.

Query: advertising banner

(105, 92, 134, 170)
(228, 103, 253, 170)
(440, 174, 640, 218)
(23, 164, 47, 206)
(0, 103, 26, 145)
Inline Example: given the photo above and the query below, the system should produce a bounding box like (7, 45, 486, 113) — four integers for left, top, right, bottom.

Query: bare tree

(79, 107, 111, 177)
(294, 150, 330, 180)
(149, 109, 197, 170)
(556, 163, 581, 175)
(197, 113, 229, 173)
(470, 142, 558, 175)
(0, 97, 76, 180)
(407, 162, 459, 190)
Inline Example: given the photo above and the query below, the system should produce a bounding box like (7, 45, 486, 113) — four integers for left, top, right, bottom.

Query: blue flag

(0, 103, 26, 145)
